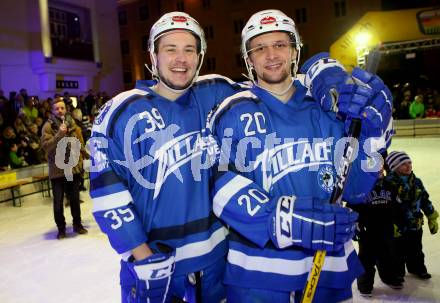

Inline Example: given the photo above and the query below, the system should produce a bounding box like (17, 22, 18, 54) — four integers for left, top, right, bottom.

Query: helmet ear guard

(147, 12, 207, 89)
(241, 9, 302, 84)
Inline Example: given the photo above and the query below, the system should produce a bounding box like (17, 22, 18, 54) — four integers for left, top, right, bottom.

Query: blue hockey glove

(349, 67, 393, 140)
(126, 245, 176, 303)
(269, 196, 358, 251)
(302, 54, 393, 149)
(300, 52, 349, 113)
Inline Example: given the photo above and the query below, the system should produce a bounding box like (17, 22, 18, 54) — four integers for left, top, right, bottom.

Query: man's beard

(260, 68, 290, 84)
(158, 70, 194, 90)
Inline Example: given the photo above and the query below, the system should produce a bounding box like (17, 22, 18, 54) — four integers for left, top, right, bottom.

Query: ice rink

(1, 136, 439, 303)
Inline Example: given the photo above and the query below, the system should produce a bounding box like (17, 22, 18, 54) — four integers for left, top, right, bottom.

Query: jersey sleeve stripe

(148, 212, 218, 241)
(175, 226, 228, 262)
(92, 190, 133, 212)
(90, 182, 130, 199)
(227, 241, 353, 276)
(213, 173, 253, 217)
(90, 170, 125, 191)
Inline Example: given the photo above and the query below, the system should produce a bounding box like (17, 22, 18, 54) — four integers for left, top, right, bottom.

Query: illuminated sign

(56, 80, 79, 89)
(417, 8, 440, 35)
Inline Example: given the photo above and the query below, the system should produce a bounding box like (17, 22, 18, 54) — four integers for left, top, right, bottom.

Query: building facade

(116, 0, 381, 88)
(0, 0, 123, 100)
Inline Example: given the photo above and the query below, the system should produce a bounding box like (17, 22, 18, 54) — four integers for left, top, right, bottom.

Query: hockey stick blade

(300, 118, 361, 303)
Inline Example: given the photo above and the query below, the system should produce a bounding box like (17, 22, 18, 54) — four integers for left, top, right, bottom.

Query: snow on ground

(0, 136, 439, 303)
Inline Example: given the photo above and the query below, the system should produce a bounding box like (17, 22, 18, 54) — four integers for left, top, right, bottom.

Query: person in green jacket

(409, 95, 425, 118)
(9, 143, 28, 168)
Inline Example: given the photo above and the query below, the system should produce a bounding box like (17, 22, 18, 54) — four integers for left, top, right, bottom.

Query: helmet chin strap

(255, 80, 294, 97)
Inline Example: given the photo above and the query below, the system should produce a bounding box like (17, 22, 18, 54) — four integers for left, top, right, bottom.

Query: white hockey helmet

(148, 12, 207, 87)
(241, 9, 302, 83)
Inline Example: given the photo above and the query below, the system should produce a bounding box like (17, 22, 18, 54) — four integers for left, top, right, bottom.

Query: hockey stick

(300, 118, 362, 303)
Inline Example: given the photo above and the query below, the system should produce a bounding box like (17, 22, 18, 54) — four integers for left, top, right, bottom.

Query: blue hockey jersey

(90, 75, 242, 276)
(210, 77, 379, 292)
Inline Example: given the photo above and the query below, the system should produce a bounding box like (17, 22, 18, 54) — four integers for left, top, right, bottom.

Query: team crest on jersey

(94, 99, 113, 125)
(317, 165, 335, 193)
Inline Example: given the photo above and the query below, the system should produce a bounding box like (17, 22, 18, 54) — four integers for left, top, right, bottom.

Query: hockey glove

(269, 196, 358, 251)
(349, 67, 393, 141)
(303, 54, 393, 151)
(300, 52, 348, 113)
(427, 210, 439, 234)
(127, 244, 176, 303)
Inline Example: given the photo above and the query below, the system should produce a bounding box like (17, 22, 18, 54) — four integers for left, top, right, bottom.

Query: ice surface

(0, 136, 439, 303)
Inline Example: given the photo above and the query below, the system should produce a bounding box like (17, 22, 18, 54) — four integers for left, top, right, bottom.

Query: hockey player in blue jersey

(89, 10, 375, 303)
(89, 12, 245, 303)
(208, 9, 393, 303)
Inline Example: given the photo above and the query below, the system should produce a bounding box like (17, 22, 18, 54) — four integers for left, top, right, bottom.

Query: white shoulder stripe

(92, 190, 133, 212)
(207, 90, 256, 131)
(92, 88, 149, 136)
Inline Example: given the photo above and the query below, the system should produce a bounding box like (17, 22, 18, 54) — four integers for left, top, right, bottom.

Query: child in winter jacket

(385, 151, 438, 280)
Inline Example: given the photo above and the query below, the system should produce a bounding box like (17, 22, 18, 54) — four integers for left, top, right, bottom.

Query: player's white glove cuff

(127, 244, 176, 303)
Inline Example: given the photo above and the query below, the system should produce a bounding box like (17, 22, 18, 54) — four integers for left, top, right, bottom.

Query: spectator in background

(2, 127, 21, 153)
(8, 91, 17, 103)
(23, 123, 45, 165)
(395, 90, 411, 119)
(63, 92, 74, 112)
(38, 99, 51, 119)
(14, 94, 25, 116)
(409, 94, 425, 119)
(0, 89, 8, 113)
(424, 95, 438, 118)
(84, 89, 95, 116)
(22, 97, 39, 122)
(72, 108, 88, 143)
(77, 95, 86, 116)
(425, 104, 437, 118)
(81, 114, 92, 142)
(9, 143, 28, 168)
(13, 115, 29, 137)
(41, 98, 88, 240)
(1, 91, 16, 127)
(19, 88, 28, 103)
(35, 117, 44, 136)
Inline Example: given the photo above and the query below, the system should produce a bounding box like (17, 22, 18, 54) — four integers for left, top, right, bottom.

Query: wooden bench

(32, 175, 51, 198)
(0, 179, 33, 207)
